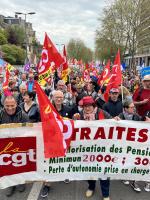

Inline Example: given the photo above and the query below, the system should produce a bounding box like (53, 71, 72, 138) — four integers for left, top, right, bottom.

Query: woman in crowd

(20, 91, 40, 123)
(74, 96, 112, 200)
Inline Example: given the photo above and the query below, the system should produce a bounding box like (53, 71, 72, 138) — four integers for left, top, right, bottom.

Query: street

(0, 180, 149, 200)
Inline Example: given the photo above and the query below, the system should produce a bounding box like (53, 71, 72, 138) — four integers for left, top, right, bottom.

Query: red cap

(79, 96, 95, 106)
(109, 88, 119, 93)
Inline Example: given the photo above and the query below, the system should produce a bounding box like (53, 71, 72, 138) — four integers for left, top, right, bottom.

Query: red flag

(35, 81, 65, 158)
(111, 50, 122, 87)
(3, 67, 11, 96)
(85, 63, 89, 69)
(61, 45, 68, 82)
(62, 45, 68, 70)
(35, 81, 74, 158)
(98, 60, 110, 86)
(78, 59, 83, 65)
(98, 110, 105, 120)
(83, 69, 90, 81)
(38, 33, 64, 84)
(104, 50, 122, 101)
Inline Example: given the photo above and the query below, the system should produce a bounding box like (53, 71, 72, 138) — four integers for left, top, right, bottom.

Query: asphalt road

(0, 180, 150, 200)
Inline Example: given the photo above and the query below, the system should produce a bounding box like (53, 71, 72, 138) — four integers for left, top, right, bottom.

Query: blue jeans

(88, 180, 110, 198)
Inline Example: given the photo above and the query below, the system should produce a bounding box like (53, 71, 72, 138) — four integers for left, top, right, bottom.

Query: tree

(1, 44, 25, 64)
(6, 25, 25, 47)
(67, 38, 93, 63)
(0, 29, 7, 45)
(32, 38, 42, 59)
(95, 0, 142, 67)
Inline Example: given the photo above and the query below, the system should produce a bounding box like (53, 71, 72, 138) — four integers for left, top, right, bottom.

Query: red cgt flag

(62, 45, 68, 71)
(98, 60, 110, 86)
(3, 67, 12, 96)
(104, 50, 122, 102)
(61, 45, 68, 83)
(35, 81, 65, 158)
(38, 33, 64, 84)
(111, 49, 122, 87)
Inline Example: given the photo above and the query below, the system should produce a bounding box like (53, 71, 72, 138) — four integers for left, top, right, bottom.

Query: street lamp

(15, 12, 36, 64)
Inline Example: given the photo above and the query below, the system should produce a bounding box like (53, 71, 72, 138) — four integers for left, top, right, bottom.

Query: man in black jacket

(102, 88, 123, 117)
(51, 90, 72, 118)
(0, 95, 29, 196)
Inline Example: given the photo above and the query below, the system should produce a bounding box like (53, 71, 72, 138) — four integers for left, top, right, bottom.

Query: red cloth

(62, 45, 68, 71)
(38, 33, 64, 81)
(98, 110, 105, 120)
(133, 88, 150, 117)
(35, 81, 65, 158)
(98, 60, 110, 86)
(104, 50, 122, 102)
(3, 68, 10, 93)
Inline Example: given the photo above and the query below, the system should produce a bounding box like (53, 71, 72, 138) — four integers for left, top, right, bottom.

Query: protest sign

(0, 120, 150, 189)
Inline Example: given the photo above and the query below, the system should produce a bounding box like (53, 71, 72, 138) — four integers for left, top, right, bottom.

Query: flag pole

(121, 82, 124, 102)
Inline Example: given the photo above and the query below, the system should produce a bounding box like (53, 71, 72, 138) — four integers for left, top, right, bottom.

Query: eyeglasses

(54, 96, 63, 99)
(128, 106, 135, 108)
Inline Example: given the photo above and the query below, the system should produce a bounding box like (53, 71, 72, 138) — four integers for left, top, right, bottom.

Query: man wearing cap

(102, 88, 123, 117)
(133, 75, 150, 117)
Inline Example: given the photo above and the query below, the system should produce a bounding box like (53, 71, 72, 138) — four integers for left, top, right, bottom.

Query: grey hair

(123, 99, 133, 108)
(51, 90, 64, 97)
(57, 80, 65, 85)
(3, 95, 17, 104)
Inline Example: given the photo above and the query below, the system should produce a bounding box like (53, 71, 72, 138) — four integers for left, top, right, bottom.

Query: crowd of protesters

(0, 65, 150, 200)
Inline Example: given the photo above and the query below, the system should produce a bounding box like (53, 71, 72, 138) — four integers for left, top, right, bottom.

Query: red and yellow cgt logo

(44, 105, 52, 114)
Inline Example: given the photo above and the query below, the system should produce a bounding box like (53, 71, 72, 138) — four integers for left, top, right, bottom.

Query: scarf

(83, 107, 97, 120)
(123, 111, 133, 120)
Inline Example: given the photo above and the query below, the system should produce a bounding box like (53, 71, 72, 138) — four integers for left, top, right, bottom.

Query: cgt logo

(0, 137, 36, 177)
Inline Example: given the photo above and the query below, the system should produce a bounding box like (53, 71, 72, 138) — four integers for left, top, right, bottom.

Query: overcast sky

(0, 0, 107, 50)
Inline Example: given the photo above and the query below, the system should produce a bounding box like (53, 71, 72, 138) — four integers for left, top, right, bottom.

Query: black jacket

(20, 103, 41, 123)
(118, 112, 141, 121)
(54, 104, 72, 119)
(0, 106, 29, 124)
(102, 99, 123, 117)
(17, 93, 24, 105)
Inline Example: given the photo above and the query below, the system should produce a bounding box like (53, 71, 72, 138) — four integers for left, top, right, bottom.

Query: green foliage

(6, 25, 25, 47)
(95, 33, 124, 61)
(1, 44, 25, 64)
(0, 29, 8, 45)
(95, 0, 141, 63)
(32, 38, 42, 58)
(0, 32, 7, 45)
(67, 38, 93, 63)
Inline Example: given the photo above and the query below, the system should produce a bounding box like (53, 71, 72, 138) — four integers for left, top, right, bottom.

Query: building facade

(125, 0, 150, 69)
(136, 0, 150, 66)
(0, 14, 36, 63)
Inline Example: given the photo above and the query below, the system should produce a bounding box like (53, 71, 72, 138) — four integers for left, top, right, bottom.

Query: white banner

(0, 120, 150, 188)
